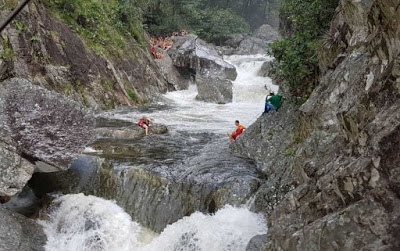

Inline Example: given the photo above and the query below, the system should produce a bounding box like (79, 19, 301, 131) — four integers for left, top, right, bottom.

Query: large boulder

(253, 24, 281, 41)
(0, 78, 95, 198)
(168, 35, 237, 81)
(94, 116, 168, 140)
(154, 52, 189, 91)
(0, 205, 47, 251)
(246, 234, 267, 251)
(196, 77, 233, 104)
(220, 24, 281, 55)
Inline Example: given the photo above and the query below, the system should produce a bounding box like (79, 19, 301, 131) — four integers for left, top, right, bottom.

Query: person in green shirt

(264, 92, 282, 113)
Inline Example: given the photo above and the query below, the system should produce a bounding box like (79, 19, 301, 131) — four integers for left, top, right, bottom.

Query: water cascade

(40, 54, 277, 251)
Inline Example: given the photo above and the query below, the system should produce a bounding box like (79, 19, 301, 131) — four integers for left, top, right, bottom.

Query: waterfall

(40, 54, 275, 250)
(40, 194, 267, 251)
(108, 54, 278, 132)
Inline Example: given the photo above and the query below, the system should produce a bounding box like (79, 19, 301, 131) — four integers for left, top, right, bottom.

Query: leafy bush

(268, 0, 339, 98)
(144, 0, 250, 43)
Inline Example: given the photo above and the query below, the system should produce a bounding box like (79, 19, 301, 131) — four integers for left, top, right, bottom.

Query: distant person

(151, 44, 156, 58)
(227, 120, 246, 143)
(264, 92, 282, 113)
(138, 117, 152, 136)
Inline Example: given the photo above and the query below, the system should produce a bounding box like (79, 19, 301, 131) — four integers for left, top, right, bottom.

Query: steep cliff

(0, 2, 183, 110)
(234, 0, 400, 250)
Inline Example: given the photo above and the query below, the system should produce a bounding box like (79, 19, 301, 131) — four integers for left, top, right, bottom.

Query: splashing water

(40, 194, 267, 251)
(40, 55, 273, 250)
(106, 54, 278, 133)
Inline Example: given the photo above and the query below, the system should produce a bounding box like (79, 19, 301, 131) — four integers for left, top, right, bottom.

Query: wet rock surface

(246, 234, 267, 251)
(168, 35, 237, 103)
(34, 111, 262, 232)
(154, 52, 189, 91)
(233, 0, 400, 250)
(94, 119, 168, 141)
(195, 77, 233, 104)
(0, 205, 47, 251)
(89, 132, 261, 232)
(169, 35, 237, 81)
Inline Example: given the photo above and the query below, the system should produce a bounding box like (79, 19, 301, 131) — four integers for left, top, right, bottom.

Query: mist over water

(40, 54, 276, 251)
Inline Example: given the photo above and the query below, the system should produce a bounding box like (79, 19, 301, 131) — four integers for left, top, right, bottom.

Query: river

(38, 54, 277, 251)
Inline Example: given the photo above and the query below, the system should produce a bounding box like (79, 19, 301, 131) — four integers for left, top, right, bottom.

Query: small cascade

(40, 54, 275, 250)
(40, 194, 267, 251)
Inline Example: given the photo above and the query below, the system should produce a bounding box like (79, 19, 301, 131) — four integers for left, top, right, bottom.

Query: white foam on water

(110, 54, 278, 134)
(40, 194, 267, 251)
(40, 55, 273, 250)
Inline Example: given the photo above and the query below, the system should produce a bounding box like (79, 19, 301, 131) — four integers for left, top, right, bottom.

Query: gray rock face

(154, 52, 189, 91)
(0, 3, 171, 109)
(220, 24, 281, 55)
(0, 143, 35, 198)
(168, 35, 236, 103)
(253, 24, 281, 41)
(196, 77, 233, 104)
(233, 0, 400, 250)
(0, 78, 94, 198)
(232, 104, 298, 213)
(246, 234, 267, 251)
(169, 35, 237, 81)
(257, 61, 272, 77)
(1, 78, 95, 169)
(0, 205, 47, 251)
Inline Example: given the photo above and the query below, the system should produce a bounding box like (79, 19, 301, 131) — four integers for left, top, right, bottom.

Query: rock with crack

(0, 78, 95, 199)
(168, 34, 237, 81)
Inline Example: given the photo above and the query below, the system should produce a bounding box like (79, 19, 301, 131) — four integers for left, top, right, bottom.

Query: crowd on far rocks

(150, 29, 188, 59)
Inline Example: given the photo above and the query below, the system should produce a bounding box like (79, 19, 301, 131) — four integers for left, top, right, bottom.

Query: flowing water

(39, 54, 277, 251)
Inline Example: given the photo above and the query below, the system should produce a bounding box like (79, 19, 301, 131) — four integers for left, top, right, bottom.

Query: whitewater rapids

(39, 54, 277, 251)
(40, 194, 267, 251)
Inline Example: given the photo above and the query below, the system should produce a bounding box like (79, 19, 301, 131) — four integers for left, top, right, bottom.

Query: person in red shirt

(227, 120, 246, 143)
(138, 117, 152, 136)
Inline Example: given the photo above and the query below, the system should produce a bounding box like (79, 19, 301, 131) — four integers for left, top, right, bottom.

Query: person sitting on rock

(264, 92, 282, 113)
(138, 117, 152, 136)
(227, 120, 246, 143)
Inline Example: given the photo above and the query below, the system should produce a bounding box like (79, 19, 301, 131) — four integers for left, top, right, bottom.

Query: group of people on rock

(150, 29, 189, 59)
(150, 37, 172, 59)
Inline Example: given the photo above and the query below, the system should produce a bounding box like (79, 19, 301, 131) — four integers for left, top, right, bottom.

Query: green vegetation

(127, 88, 139, 102)
(285, 147, 296, 156)
(40, 0, 275, 51)
(0, 37, 14, 61)
(0, 0, 18, 10)
(144, 0, 250, 43)
(12, 20, 25, 32)
(268, 0, 339, 99)
(43, 0, 146, 55)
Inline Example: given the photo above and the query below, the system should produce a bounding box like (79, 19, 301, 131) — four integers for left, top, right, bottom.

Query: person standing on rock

(264, 92, 282, 113)
(138, 117, 152, 136)
(227, 120, 246, 143)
